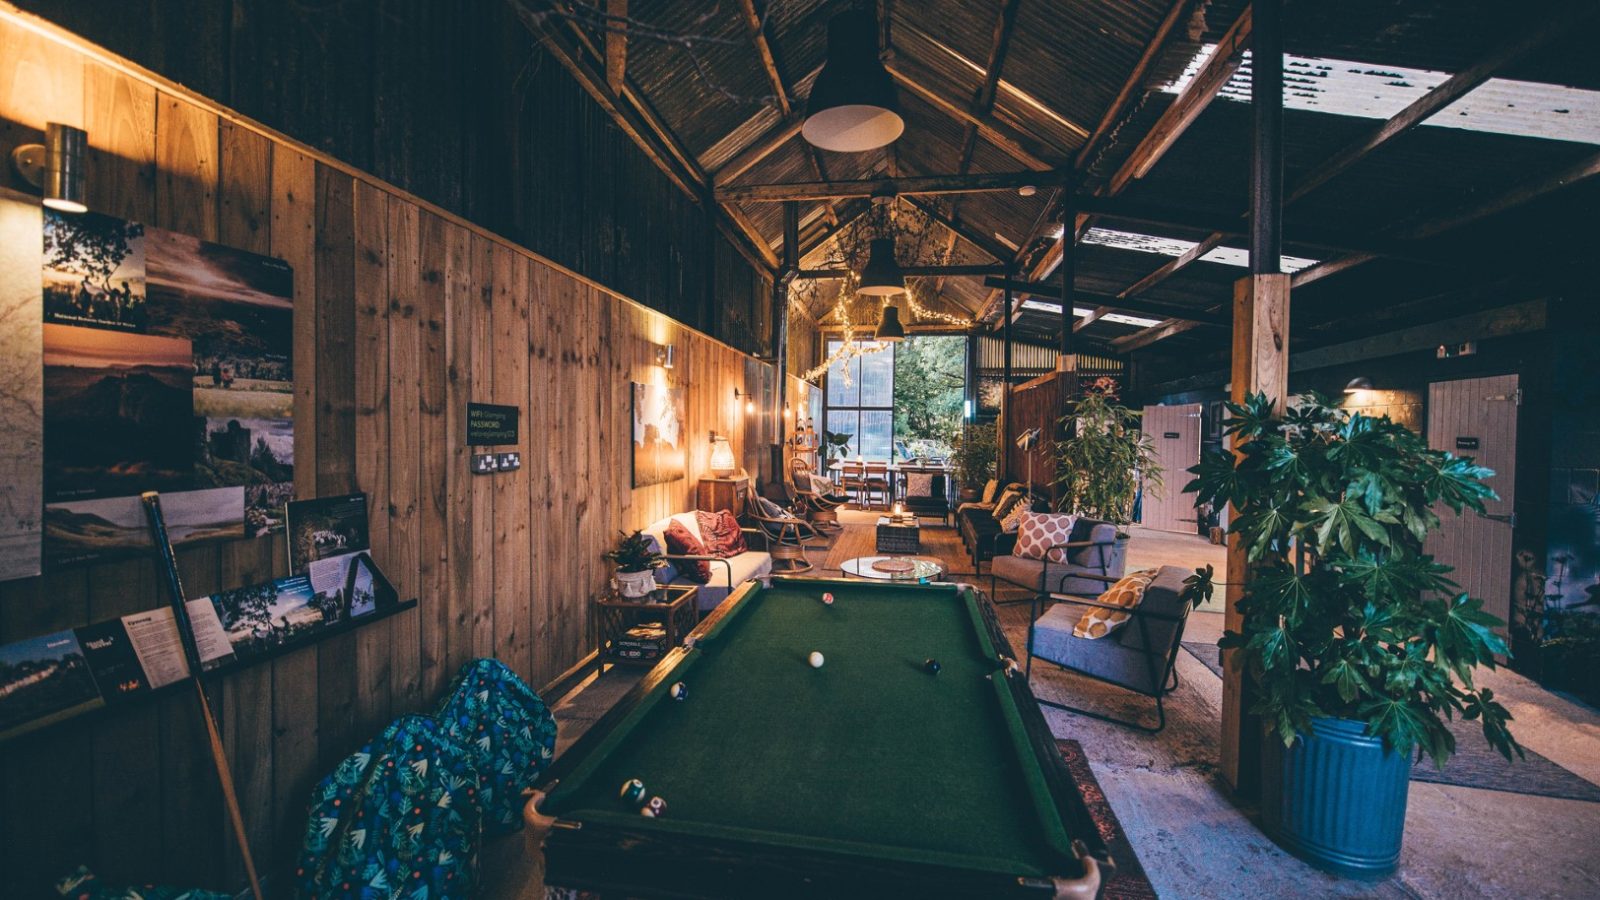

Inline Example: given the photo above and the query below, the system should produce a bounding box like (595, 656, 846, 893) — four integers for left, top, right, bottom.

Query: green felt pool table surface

(537, 577, 1104, 893)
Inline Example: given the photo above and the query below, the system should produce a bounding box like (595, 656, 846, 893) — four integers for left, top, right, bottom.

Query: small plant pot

(613, 568, 658, 599)
(958, 487, 979, 503)
(1260, 716, 1412, 880)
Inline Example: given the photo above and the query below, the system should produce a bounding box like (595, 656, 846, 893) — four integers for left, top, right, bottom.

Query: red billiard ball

(822, 592, 834, 605)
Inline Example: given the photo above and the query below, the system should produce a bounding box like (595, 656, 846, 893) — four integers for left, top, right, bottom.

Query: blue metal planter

(1260, 716, 1412, 879)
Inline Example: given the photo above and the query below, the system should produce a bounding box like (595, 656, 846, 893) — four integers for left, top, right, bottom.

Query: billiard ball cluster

(620, 778, 669, 818)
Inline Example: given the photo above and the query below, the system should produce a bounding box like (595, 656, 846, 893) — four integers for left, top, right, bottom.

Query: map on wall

(632, 381, 687, 488)
(24, 208, 296, 573)
(0, 194, 44, 581)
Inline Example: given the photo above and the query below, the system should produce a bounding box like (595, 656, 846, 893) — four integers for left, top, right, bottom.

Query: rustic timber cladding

(1002, 371, 1067, 491)
(0, 12, 769, 894)
(11, 0, 770, 352)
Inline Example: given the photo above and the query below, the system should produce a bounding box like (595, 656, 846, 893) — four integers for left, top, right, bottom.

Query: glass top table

(839, 556, 946, 583)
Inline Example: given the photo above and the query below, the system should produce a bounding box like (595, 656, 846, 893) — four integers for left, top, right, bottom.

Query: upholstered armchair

(901, 471, 950, 525)
(990, 516, 1127, 602)
(1025, 565, 1196, 732)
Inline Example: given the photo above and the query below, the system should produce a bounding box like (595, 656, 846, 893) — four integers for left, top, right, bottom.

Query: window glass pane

(858, 343, 894, 407)
(859, 409, 894, 460)
(824, 340, 859, 407)
(823, 409, 860, 457)
(892, 335, 967, 457)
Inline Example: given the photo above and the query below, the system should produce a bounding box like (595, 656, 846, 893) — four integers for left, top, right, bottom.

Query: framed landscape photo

(631, 381, 687, 488)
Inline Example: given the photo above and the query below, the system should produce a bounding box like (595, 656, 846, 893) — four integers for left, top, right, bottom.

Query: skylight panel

(1166, 45, 1600, 145)
(1081, 227, 1319, 273)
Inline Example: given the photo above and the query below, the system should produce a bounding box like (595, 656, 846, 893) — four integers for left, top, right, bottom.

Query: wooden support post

(1224, 0, 1285, 800)
(1058, 187, 1075, 370)
(1002, 269, 1014, 479)
(773, 201, 798, 483)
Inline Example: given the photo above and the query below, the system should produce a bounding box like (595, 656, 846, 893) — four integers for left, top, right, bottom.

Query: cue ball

(924, 658, 942, 674)
(641, 795, 668, 817)
(822, 592, 834, 605)
(669, 681, 687, 701)
(808, 651, 825, 668)
(619, 778, 647, 806)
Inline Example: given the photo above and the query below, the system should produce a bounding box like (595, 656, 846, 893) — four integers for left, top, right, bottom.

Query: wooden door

(1140, 403, 1203, 533)
(1425, 375, 1519, 630)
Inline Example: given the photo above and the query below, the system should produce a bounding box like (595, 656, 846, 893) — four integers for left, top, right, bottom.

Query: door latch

(1480, 511, 1516, 527)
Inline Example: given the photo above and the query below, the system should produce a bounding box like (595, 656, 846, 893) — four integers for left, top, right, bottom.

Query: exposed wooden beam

(984, 277, 1230, 326)
(885, 58, 1060, 171)
(1119, 234, 1225, 298)
(1289, 4, 1595, 205)
(798, 202, 869, 261)
(1107, 5, 1252, 195)
(954, 0, 1023, 174)
(1113, 3, 1587, 303)
(723, 202, 781, 269)
(736, 0, 791, 117)
(604, 0, 627, 92)
(716, 169, 1050, 202)
(1289, 252, 1376, 289)
(1112, 317, 1204, 352)
(711, 115, 803, 183)
(1076, 0, 1192, 169)
(799, 263, 1006, 279)
(1073, 306, 1110, 333)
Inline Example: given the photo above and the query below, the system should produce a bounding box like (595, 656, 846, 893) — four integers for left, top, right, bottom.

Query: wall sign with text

(466, 402, 519, 446)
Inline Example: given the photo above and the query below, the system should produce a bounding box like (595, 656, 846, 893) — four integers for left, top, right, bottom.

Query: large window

(822, 336, 968, 461)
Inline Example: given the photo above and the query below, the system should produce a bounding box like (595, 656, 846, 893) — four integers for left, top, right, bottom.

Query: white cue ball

(808, 651, 825, 668)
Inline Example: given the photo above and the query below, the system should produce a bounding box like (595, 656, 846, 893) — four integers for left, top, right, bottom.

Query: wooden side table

(595, 584, 699, 674)
(697, 475, 749, 514)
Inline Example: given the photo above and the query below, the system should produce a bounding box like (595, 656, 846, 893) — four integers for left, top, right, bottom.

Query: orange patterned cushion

(1073, 570, 1157, 640)
(1013, 512, 1077, 560)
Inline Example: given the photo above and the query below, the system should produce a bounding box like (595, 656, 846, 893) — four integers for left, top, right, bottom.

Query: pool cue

(141, 492, 265, 900)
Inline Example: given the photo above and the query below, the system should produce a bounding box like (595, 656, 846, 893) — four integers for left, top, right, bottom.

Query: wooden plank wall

(1003, 372, 1066, 491)
(0, 14, 767, 895)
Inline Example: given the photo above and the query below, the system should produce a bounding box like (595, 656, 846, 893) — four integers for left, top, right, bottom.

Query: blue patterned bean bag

(55, 866, 231, 900)
(434, 658, 559, 834)
(295, 714, 483, 899)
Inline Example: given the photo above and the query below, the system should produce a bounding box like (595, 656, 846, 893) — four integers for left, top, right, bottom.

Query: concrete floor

(532, 513, 1600, 899)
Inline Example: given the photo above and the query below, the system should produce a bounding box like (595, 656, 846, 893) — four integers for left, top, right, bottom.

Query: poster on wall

(0, 194, 44, 580)
(0, 628, 102, 741)
(631, 381, 687, 488)
(17, 208, 297, 575)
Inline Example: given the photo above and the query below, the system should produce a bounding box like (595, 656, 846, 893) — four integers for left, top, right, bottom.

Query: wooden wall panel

(0, 10, 781, 894)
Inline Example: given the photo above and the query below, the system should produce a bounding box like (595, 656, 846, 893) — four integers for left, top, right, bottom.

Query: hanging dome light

(874, 303, 906, 342)
(857, 237, 905, 296)
(803, 9, 904, 152)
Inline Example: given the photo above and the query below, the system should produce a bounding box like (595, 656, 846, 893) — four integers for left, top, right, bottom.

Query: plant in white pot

(605, 530, 665, 599)
(1186, 393, 1522, 879)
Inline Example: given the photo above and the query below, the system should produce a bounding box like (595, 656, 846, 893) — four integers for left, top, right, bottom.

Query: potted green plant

(1053, 391, 1161, 538)
(951, 422, 997, 502)
(822, 430, 853, 464)
(605, 530, 665, 599)
(1186, 393, 1521, 878)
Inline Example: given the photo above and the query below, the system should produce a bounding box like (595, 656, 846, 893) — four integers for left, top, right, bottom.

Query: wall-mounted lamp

(655, 343, 675, 370)
(708, 433, 735, 476)
(783, 402, 792, 418)
(1343, 377, 1374, 394)
(11, 123, 87, 213)
(734, 387, 754, 414)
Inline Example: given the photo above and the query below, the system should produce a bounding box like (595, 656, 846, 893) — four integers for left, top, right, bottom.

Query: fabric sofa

(956, 489, 1050, 568)
(642, 512, 772, 612)
(990, 516, 1126, 598)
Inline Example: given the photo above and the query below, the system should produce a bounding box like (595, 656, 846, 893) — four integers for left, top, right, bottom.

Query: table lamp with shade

(709, 434, 735, 477)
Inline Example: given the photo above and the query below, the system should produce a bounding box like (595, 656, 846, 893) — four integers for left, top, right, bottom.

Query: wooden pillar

(1223, 0, 1286, 798)
(1002, 267, 1015, 478)
(772, 201, 799, 482)
(1058, 189, 1076, 370)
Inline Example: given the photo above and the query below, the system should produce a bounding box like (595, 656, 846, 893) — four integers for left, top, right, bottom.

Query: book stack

(613, 622, 667, 660)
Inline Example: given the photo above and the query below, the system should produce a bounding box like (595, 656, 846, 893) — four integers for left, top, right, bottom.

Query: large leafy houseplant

(822, 430, 853, 464)
(1186, 393, 1522, 766)
(1053, 391, 1162, 526)
(951, 422, 998, 491)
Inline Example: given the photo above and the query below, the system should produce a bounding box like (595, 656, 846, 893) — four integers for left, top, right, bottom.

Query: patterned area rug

(1180, 641, 1600, 803)
(1055, 739, 1158, 900)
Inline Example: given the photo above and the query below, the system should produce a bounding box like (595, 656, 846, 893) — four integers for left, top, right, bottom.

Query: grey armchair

(989, 516, 1126, 602)
(1025, 565, 1195, 732)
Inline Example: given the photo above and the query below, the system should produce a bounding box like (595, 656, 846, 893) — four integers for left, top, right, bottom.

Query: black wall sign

(1456, 436, 1480, 450)
(1163, 432, 1181, 439)
(467, 403, 519, 446)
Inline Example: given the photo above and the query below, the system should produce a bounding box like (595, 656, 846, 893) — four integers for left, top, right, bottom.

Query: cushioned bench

(990, 516, 1126, 598)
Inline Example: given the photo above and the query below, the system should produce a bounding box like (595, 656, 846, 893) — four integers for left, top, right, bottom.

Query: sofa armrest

(1043, 589, 1189, 623)
(659, 554, 736, 590)
(993, 531, 1020, 556)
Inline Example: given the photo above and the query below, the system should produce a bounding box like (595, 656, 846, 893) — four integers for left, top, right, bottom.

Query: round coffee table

(839, 556, 945, 583)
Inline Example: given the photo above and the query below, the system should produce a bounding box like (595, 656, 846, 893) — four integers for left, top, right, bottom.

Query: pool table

(525, 577, 1111, 898)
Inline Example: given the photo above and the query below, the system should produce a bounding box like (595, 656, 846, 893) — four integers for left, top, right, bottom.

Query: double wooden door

(1140, 403, 1202, 533)
(1424, 375, 1519, 631)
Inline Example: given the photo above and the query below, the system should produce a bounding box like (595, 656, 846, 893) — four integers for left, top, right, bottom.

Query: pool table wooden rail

(521, 577, 1114, 898)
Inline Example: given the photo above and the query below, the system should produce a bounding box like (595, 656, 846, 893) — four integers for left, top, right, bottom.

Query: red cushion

(662, 520, 711, 583)
(695, 509, 748, 557)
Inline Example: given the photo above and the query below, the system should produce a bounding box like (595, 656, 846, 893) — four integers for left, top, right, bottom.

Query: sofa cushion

(1066, 519, 1120, 568)
(695, 509, 747, 556)
(991, 487, 1026, 523)
(1014, 512, 1078, 561)
(991, 553, 1044, 590)
(1073, 570, 1157, 640)
(980, 478, 1000, 504)
(999, 501, 1029, 533)
(905, 472, 934, 496)
(663, 520, 711, 583)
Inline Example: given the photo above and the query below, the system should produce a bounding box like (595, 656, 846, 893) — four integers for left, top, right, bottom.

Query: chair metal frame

(1022, 571, 1192, 734)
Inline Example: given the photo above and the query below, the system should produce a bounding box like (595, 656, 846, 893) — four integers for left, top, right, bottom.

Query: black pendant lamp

(857, 237, 905, 296)
(803, 9, 904, 152)
(874, 303, 906, 342)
